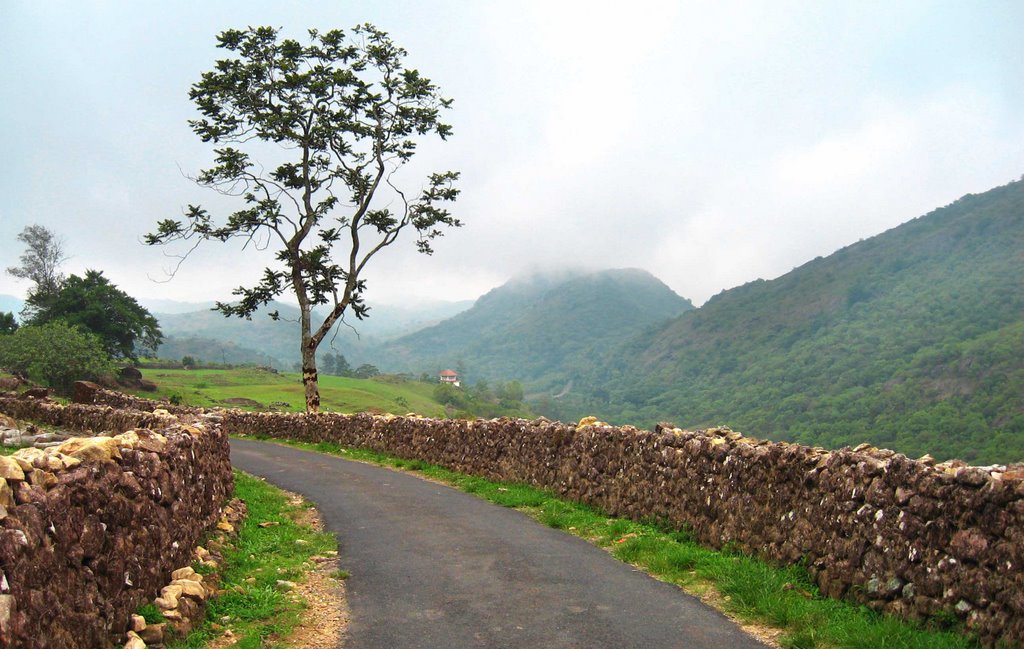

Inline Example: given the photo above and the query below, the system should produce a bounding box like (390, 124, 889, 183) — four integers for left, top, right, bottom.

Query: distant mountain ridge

(384, 268, 695, 390)
(152, 298, 472, 369)
(560, 178, 1024, 464)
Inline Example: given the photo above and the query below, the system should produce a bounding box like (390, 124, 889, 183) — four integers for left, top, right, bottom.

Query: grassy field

(130, 367, 448, 417)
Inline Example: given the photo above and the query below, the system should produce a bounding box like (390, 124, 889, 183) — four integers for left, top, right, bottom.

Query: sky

(1, 1, 1022, 310)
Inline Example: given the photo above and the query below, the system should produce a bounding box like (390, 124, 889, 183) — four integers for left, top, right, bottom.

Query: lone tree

(146, 25, 460, 412)
(6, 224, 68, 319)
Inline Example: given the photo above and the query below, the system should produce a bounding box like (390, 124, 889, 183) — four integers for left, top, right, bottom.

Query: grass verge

(168, 469, 337, 649)
(238, 435, 980, 649)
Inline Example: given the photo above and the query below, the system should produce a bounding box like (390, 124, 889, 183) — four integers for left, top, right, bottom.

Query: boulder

(56, 436, 123, 462)
(118, 366, 143, 382)
(0, 457, 25, 482)
(71, 381, 103, 405)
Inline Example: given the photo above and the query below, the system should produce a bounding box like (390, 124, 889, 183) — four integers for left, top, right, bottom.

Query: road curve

(231, 439, 770, 649)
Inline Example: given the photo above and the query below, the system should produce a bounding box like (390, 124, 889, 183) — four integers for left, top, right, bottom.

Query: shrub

(0, 321, 113, 393)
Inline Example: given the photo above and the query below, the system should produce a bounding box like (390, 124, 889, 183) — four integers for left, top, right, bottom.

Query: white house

(438, 369, 460, 387)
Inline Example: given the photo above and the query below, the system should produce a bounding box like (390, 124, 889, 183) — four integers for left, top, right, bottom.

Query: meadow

(130, 366, 448, 418)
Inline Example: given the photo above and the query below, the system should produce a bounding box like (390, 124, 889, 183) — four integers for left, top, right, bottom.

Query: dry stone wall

(71, 381, 202, 415)
(221, 411, 1024, 647)
(0, 397, 232, 649)
(3, 384, 1021, 646)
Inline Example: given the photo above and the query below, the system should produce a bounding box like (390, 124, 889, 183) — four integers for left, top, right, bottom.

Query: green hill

(385, 268, 695, 391)
(561, 179, 1024, 464)
(155, 334, 282, 368)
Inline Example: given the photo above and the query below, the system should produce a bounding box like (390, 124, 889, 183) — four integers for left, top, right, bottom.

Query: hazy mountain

(564, 178, 1024, 464)
(137, 298, 217, 314)
(330, 300, 474, 339)
(153, 298, 472, 369)
(156, 335, 283, 368)
(385, 268, 695, 389)
(2, 294, 206, 321)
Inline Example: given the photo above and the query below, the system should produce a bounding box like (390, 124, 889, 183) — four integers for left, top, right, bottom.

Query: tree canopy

(146, 24, 460, 412)
(5, 224, 67, 319)
(0, 313, 17, 335)
(29, 270, 162, 360)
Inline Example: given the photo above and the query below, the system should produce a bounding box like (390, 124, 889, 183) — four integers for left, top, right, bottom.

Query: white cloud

(1, 1, 1022, 312)
(651, 85, 1024, 304)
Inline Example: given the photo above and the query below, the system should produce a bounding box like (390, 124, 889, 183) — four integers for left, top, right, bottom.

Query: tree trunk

(302, 341, 320, 413)
(299, 305, 321, 413)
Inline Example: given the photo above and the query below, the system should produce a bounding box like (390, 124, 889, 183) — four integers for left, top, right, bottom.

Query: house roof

(439, 369, 458, 377)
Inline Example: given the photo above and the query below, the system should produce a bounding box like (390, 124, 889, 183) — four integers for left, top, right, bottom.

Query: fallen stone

(154, 595, 177, 611)
(124, 631, 146, 649)
(140, 622, 165, 645)
(71, 381, 104, 405)
(161, 584, 184, 600)
(28, 469, 57, 489)
(130, 614, 146, 632)
(56, 436, 122, 462)
(0, 479, 14, 509)
(0, 457, 25, 482)
(162, 609, 183, 622)
(172, 579, 206, 600)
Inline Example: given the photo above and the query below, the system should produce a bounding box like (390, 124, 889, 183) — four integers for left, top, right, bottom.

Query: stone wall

(3, 386, 1021, 646)
(220, 411, 1023, 647)
(71, 380, 202, 415)
(0, 397, 233, 648)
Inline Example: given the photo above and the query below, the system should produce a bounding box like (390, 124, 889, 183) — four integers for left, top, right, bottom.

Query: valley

(137, 178, 1024, 464)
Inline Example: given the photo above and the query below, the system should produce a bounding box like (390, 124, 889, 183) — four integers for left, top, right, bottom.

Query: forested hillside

(558, 179, 1024, 464)
(385, 269, 694, 391)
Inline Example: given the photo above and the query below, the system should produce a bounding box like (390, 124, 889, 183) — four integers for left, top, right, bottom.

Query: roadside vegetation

(239, 435, 979, 649)
(168, 470, 337, 648)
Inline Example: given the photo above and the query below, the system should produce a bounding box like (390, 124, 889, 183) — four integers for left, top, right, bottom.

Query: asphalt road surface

(231, 439, 770, 649)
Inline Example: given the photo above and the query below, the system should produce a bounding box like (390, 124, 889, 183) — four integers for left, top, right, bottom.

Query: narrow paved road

(231, 439, 770, 649)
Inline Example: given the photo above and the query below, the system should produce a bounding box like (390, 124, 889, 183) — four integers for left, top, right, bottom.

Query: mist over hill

(152, 298, 472, 369)
(384, 268, 695, 390)
(554, 178, 1024, 464)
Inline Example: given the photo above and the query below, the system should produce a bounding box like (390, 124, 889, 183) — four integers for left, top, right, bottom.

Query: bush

(0, 321, 113, 393)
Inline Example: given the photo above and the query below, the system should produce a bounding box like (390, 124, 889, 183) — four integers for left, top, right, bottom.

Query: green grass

(239, 435, 980, 649)
(127, 367, 448, 417)
(137, 602, 166, 625)
(167, 470, 337, 649)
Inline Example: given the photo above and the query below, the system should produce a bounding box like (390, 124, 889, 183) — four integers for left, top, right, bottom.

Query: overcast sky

(1, 1, 1022, 310)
